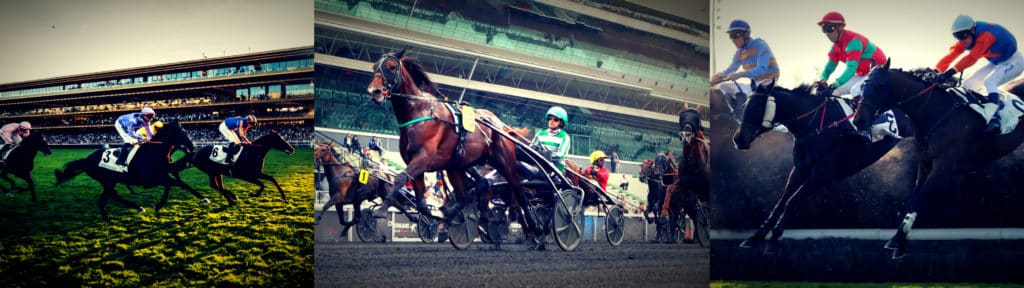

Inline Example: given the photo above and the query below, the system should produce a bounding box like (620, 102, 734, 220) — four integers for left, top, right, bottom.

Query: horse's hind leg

(22, 174, 36, 202)
(740, 168, 805, 249)
(0, 171, 14, 197)
(210, 174, 237, 205)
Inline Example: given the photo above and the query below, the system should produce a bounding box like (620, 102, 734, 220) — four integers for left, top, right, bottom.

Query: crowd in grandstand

(42, 125, 311, 145)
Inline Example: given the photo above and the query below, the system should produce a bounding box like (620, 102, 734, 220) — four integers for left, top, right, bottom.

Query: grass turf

(0, 148, 313, 287)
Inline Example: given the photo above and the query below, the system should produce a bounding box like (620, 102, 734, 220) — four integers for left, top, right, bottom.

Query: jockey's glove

(934, 69, 956, 84)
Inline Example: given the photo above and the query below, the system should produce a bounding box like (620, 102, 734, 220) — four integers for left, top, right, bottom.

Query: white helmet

(245, 115, 257, 122)
(18, 121, 31, 130)
(140, 107, 156, 115)
(952, 14, 975, 33)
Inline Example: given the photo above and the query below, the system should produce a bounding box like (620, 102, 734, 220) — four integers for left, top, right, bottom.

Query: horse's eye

(386, 61, 397, 70)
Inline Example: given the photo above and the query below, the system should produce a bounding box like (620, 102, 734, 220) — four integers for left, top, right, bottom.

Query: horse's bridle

(751, 93, 826, 130)
(374, 53, 404, 97)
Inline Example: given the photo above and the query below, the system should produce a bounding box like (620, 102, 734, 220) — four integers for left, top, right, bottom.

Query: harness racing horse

(366, 50, 535, 248)
(733, 81, 903, 253)
(664, 109, 711, 243)
(313, 142, 391, 236)
(54, 121, 207, 221)
(189, 130, 296, 204)
(0, 133, 53, 201)
(852, 60, 1024, 258)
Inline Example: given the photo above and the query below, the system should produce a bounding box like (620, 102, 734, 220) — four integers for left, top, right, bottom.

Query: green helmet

(546, 106, 568, 127)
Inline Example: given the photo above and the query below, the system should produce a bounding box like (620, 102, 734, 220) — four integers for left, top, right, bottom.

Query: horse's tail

(54, 158, 88, 186)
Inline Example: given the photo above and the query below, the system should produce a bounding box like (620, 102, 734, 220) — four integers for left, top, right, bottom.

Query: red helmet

(818, 11, 845, 25)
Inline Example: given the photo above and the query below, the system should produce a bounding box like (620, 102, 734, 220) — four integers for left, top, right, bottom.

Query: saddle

(948, 87, 1024, 135)
(441, 103, 477, 160)
(832, 96, 901, 142)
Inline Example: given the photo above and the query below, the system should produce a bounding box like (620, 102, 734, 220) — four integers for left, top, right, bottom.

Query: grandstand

(314, 0, 708, 212)
(0, 47, 314, 147)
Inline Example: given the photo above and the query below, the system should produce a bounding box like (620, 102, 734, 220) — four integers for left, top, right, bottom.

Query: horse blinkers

(369, 52, 406, 102)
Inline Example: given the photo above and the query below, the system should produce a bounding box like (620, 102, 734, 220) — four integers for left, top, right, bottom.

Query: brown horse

(314, 142, 394, 236)
(664, 109, 711, 218)
(366, 50, 538, 246)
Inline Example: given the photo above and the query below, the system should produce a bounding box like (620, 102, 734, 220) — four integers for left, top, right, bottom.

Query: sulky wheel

(416, 214, 439, 243)
(673, 212, 686, 244)
(447, 203, 479, 250)
(604, 205, 625, 246)
(553, 188, 583, 251)
(357, 209, 377, 243)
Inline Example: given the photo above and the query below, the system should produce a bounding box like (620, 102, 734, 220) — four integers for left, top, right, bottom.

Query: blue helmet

(727, 20, 750, 32)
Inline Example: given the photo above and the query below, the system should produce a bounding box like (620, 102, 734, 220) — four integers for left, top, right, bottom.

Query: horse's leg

(740, 167, 805, 249)
(108, 185, 145, 213)
(762, 172, 831, 254)
(248, 178, 267, 198)
(156, 184, 172, 217)
(374, 163, 426, 218)
(315, 193, 337, 224)
(98, 185, 114, 222)
(210, 174, 237, 205)
(410, 174, 430, 220)
(887, 158, 951, 259)
(23, 173, 36, 202)
(257, 173, 287, 201)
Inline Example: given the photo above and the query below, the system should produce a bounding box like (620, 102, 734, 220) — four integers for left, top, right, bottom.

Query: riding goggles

(820, 23, 838, 33)
(953, 30, 972, 40)
(728, 30, 745, 39)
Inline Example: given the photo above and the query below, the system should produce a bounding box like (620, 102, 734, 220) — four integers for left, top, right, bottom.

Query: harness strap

(397, 115, 433, 128)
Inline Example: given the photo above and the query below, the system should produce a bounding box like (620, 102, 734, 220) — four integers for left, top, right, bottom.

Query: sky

(711, 0, 1024, 88)
(0, 0, 312, 84)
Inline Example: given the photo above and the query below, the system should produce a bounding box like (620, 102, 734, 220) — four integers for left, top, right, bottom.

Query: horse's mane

(400, 57, 442, 97)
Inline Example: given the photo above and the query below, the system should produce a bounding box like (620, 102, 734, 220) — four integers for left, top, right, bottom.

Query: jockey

(712, 19, 780, 113)
(531, 106, 571, 173)
(1, 121, 32, 146)
(815, 11, 887, 99)
(114, 107, 156, 166)
(582, 150, 611, 192)
(219, 115, 257, 166)
(935, 15, 1023, 133)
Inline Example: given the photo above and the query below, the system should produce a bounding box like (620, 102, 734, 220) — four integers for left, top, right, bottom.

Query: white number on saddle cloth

(836, 97, 900, 142)
(209, 145, 229, 164)
(210, 145, 243, 165)
(98, 148, 128, 173)
(953, 89, 1024, 135)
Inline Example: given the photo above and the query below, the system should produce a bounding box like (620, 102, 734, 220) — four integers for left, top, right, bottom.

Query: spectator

(619, 175, 629, 190)
(610, 150, 620, 173)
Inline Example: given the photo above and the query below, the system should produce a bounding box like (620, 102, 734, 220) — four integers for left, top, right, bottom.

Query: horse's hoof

(200, 198, 211, 205)
(739, 238, 760, 248)
(891, 247, 907, 259)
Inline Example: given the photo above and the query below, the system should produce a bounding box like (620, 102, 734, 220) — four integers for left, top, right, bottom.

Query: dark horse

(733, 82, 903, 253)
(0, 133, 53, 201)
(366, 50, 536, 244)
(188, 130, 296, 204)
(313, 142, 392, 236)
(664, 109, 710, 218)
(852, 60, 1024, 258)
(54, 121, 207, 221)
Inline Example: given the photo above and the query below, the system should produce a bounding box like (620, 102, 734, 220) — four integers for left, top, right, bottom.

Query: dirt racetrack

(315, 242, 708, 287)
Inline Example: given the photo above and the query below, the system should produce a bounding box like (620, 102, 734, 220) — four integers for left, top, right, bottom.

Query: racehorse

(313, 142, 394, 236)
(0, 133, 53, 201)
(366, 50, 539, 245)
(188, 130, 295, 204)
(54, 121, 207, 221)
(733, 81, 903, 253)
(852, 60, 1024, 258)
(664, 109, 710, 217)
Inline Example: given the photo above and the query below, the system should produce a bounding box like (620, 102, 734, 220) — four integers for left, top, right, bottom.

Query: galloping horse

(852, 60, 1024, 258)
(0, 133, 52, 201)
(54, 121, 207, 221)
(733, 82, 903, 253)
(188, 130, 295, 204)
(313, 142, 394, 236)
(366, 50, 537, 242)
(664, 109, 710, 218)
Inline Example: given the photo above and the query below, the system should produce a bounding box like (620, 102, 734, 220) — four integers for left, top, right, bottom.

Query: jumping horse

(0, 133, 53, 201)
(733, 81, 903, 253)
(366, 50, 542, 247)
(54, 121, 207, 221)
(852, 59, 1024, 258)
(188, 130, 295, 204)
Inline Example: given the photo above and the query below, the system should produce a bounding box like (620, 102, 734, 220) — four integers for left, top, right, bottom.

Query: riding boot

(732, 92, 747, 121)
(115, 143, 132, 166)
(985, 93, 1003, 134)
(225, 143, 239, 166)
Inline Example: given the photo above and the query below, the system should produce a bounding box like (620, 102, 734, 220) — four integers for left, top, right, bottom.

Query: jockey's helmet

(952, 14, 975, 34)
(18, 121, 31, 130)
(589, 150, 608, 165)
(546, 106, 568, 127)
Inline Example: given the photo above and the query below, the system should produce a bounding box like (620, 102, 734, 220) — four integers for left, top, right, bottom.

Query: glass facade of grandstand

(0, 58, 313, 98)
(315, 0, 706, 93)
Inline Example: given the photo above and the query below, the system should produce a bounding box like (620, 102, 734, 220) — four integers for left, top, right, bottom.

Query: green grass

(0, 148, 313, 287)
(713, 281, 1024, 288)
